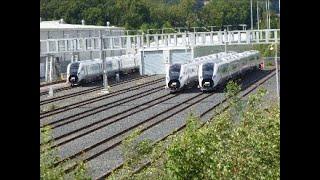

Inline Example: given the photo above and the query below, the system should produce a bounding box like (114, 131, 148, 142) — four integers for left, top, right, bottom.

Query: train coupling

(203, 82, 211, 87)
(171, 82, 177, 88)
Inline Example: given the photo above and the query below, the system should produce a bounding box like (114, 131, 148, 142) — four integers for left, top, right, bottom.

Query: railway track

(39, 69, 275, 179)
(40, 77, 165, 119)
(40, 73, 145, 96)
(95, 69, 277, 180)
(58, 91, 212, 173)
(47, 92, 178, 148)
(40, 75, 154, 104)
(40, 86, 70, 96)
(40, 80, 65, 88)
(40, 83, 165, 130)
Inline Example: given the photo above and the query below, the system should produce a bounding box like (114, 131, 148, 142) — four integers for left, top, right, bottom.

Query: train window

(170, 64, 181, 72)
(70, 63, 79, 74)
(232, 63, 237, 70)
(202, 63, 214, 77)
(169, 64, 181, 77)
(219, 64, 228, 74)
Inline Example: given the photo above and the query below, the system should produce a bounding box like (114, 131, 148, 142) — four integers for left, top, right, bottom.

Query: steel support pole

(257, 1, 260, 30)
(268, 0, 271, 29)
(275, 43, 279, 102)
(265, 1, 268, 29)
(49, 56, 53, 82)
(100, 30, 109, 93)
(224, 29, 227, 53)
(45, 56, 48, 82)
(251, 0, 253, 30)
(279, 0, 280, 14)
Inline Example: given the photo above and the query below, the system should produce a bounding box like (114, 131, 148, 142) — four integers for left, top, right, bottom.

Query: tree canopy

(40, 0, 280, 30)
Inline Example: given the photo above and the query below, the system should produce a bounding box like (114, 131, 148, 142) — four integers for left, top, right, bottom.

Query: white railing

(40, 29, 280, 55)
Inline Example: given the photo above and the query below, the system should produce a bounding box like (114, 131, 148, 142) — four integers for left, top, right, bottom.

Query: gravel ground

(40, 72, 141, 97)
(51, 88, 172, 143)
(81, 69, 278, 179)
(40, 75, 164, 111)
(44, 68, 277, 179)
(40, 78, 165, 127)
(57, 90, 201, 160)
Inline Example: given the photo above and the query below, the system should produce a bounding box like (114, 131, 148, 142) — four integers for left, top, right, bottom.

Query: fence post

(146, 34, 150, 47)
(45, 56, 49, 82)
(246, 31, 250, 44)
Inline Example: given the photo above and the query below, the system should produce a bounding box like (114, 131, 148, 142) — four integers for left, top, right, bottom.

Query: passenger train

(198, 50, 261, 92)
(66, 54, 139, 86)
(165, 52, 236, 93)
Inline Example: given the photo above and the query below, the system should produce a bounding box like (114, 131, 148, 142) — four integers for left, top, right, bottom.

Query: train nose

(171, 82, 177, 87)
(204, 81, 210, 87)
(69, 75, 78, 83)
(202, 79, 214, 87)
(168, 80, 180, 89)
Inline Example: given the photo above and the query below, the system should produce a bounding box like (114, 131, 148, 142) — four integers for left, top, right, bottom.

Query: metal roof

(40, 20, 124, 31)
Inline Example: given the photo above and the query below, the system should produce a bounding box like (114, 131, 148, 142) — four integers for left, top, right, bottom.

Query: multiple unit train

(166, 50, 262, 93)
(66, 54, 139, 86)
(66, 50, 262, 91)
(165, 51, 236, 93)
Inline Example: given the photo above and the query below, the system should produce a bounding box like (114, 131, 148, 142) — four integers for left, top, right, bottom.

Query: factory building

(40, 19, 125, 82)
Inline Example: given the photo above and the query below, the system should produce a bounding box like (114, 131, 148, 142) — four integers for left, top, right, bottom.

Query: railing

(40, 29, 280, 55)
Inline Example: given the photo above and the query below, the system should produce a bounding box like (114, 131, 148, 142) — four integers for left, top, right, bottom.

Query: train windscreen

(70, 62, 80, 74)
(202, 63, 214, 78)
(169, 64, 181, 79)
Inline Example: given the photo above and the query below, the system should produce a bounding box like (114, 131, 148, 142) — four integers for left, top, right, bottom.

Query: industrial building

(40, 21, 280, 81)
(40, 19, 125, 82)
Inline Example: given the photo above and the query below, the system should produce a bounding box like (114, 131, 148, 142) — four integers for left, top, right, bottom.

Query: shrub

(40, 126, 91, 180)
(109, 84, 279, 180)
(165, 88, 279, 179)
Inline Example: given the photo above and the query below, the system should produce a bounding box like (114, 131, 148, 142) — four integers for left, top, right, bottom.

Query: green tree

(82, 7, 104, 25)
(165, 89, 279, 179)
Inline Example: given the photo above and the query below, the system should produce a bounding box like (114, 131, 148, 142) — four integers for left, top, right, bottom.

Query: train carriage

(198, 50, 261, 92)
(165, 51, 236, 93)
(66, 54, 139, 86)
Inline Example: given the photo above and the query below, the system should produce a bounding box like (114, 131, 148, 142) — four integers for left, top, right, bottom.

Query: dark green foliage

(109, 85, 279, 180)
(40, 0, 279, 30)
(164, 88, 279, 180)
(122, 129, 153, 170)
(40, 126, 91, 180)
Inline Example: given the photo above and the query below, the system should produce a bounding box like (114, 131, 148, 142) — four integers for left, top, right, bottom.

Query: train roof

(217, 50, 260, 64)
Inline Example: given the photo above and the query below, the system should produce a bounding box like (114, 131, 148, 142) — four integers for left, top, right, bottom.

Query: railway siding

(86, 70, 277, 179)
(57, 91, 202, 160)
(40, 79, 165, 126)
(40, 75, 163, 109)
(40, 68, 278, 180)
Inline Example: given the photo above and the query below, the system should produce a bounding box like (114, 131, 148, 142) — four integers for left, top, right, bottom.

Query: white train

(165, 52, 236, 93)
(198, 50, 261, 92)
(66, 54, 139, 86)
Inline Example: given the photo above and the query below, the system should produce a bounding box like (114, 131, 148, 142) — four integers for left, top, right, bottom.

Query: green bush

(109, 84, 279, 180)
(165, 88, 279, 179)
(40, 126, 91, 180)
